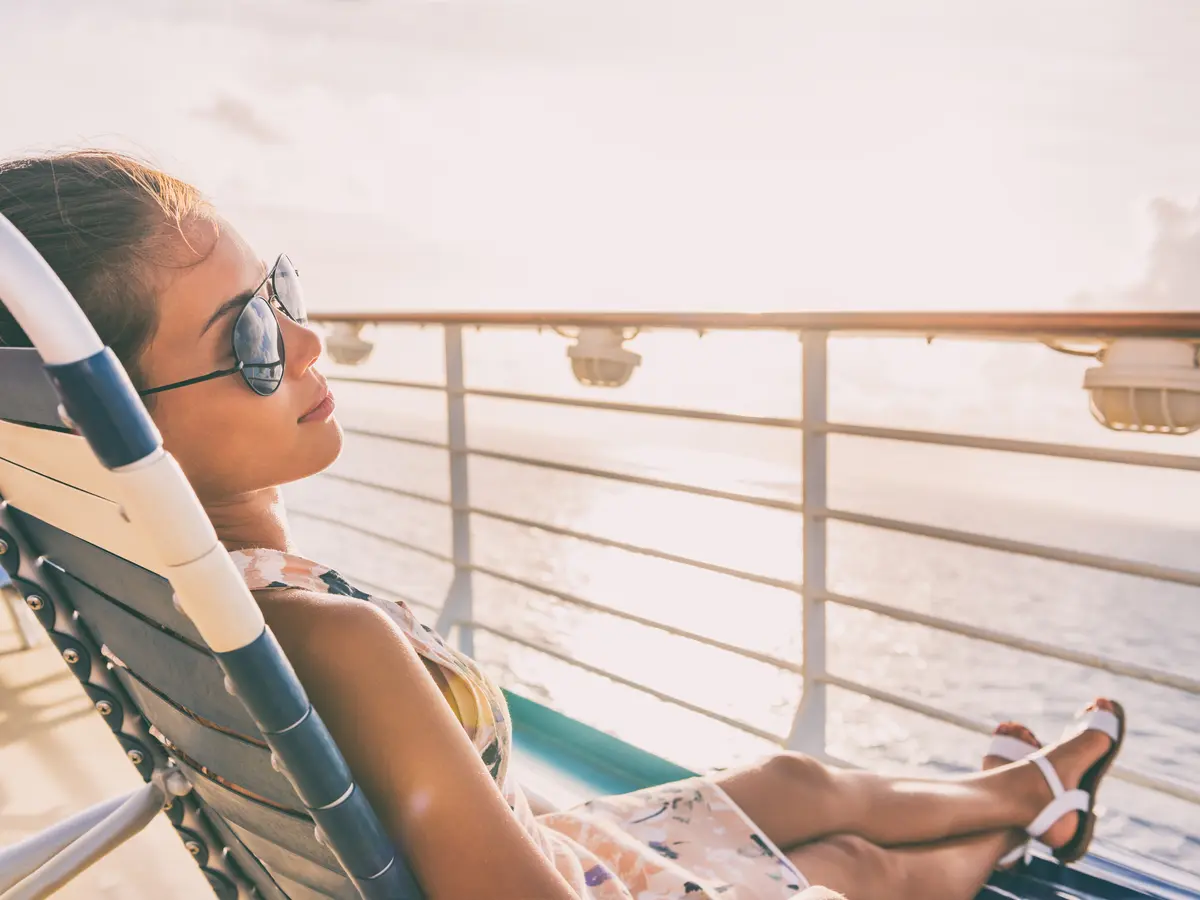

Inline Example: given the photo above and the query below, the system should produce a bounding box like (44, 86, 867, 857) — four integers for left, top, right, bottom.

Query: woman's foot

(1016, 699, 1123, 860)
(982, 722, 1040, 772)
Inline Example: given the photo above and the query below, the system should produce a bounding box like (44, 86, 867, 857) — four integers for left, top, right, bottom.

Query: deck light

(1084, 339, 1200, 434)
(323, 322, 375, 365)
(566, 327, 642, 387)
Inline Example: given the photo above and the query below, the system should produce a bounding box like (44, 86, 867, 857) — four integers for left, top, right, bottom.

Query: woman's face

(138, 216, 342, 500)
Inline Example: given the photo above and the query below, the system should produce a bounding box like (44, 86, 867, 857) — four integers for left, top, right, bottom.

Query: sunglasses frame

(138, 254, 303, 397)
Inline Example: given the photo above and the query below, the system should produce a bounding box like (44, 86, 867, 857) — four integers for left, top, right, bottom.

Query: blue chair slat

(273, 873, 344, 900)
(177, 759, 343, 871)
(0, 347, 65, 429)
(232, 830, 359, 900)
(48, 561, 260, 735)
(203, 808, 294, 900)
(16, 509, 203, 642)
(0, 510, 265, 897)
(113, 668, 303, 812)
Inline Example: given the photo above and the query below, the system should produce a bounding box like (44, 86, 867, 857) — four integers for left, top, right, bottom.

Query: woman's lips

(299, 388, 335, 423)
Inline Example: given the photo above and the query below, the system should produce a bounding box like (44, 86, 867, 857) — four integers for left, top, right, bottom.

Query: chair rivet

(95, 700, 114, 716)
(26, 595, 44, 611)
(185, 840, 202, 856)
(0, 538, 8, 555)
(223, 676, 236, 696)
(127, 749, 145, 765)
(314, 826, 328, 847)
(171, 593, 186, 614)
(62, 648, 80, 665)
(269, 752, 282, 773)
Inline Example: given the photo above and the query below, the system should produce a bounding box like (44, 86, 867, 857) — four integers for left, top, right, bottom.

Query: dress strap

(228, 547, 369, 597)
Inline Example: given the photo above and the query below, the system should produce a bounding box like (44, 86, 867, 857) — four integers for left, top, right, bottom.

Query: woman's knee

(793, 835, 901, 898)
(760, 752, 835, 797)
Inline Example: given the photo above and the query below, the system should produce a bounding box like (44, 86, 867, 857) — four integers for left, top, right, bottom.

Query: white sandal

(1051, 702, 1125, 863)
(985, 727, 1042, 870)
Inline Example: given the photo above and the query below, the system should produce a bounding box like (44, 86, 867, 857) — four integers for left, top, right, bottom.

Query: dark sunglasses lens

(234, 297, 285, 395)
(273, 254, 306, 324)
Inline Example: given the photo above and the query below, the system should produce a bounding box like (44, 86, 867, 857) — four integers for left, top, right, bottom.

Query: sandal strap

(1031, 752, 1065, 797)
(996, 842, 1029, 870)
(1026, 752, 1089, 838)
(987, 733, 1039, 762)
(1069, 707, 1121, 743)
(1027, 789, 1089, 839)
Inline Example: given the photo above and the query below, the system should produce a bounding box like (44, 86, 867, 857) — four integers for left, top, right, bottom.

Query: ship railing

(300, 310, 1200, 810)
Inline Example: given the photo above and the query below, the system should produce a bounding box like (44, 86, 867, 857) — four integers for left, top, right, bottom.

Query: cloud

(1072, 196, 1200, 310)
(193, 95, 283, 146)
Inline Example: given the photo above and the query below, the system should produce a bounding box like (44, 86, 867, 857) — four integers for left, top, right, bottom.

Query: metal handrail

(304, 311, 1200, 823)
(309, 308, 1200, 338)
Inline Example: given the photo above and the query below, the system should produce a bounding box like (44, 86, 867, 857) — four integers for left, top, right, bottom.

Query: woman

(0, 151, 1126, 900)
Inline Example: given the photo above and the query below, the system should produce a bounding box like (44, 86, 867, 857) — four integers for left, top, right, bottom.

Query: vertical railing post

(786, 330, 828, 756)
(435, 325, 475, 656)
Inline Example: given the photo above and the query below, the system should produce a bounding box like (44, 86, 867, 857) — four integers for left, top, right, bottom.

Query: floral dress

(231, 548, 810, 900)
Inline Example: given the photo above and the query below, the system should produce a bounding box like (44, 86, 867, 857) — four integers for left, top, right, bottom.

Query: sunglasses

(140, 254, 306, 397)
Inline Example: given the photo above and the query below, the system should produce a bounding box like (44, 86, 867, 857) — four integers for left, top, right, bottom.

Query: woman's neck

(205, 487, 294, 553)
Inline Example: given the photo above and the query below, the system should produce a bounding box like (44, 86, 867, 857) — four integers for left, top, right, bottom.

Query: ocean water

(2, 0, 1198, 873)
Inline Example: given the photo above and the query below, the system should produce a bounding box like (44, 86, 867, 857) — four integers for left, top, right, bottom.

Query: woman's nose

(281, 315, 323, 376)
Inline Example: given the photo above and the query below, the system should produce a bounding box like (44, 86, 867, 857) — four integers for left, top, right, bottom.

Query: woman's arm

(257, 589, 578, 900)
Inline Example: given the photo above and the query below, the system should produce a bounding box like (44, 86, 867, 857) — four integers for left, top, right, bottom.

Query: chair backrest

(1, 208, 421, 900)
(0, 351, 398, 900)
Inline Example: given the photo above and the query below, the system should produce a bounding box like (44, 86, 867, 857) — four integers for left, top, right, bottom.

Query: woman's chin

(305, 415, 344, 474)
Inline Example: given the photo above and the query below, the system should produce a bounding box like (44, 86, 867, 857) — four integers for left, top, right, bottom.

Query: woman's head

(0, 150, 341, 500)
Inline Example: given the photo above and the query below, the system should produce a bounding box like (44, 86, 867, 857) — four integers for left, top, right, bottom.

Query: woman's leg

(714, 699, 1116, 850)
(786, 829, 1021, 900)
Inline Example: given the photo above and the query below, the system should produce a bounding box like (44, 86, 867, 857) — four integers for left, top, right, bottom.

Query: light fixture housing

(1083, 339, 1200, 434)
(323, 322, 375, 366)
(566, 327, 642, 387)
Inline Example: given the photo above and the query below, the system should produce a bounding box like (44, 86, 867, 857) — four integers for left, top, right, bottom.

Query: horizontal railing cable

(820, 422, 1200, 472)
(459, 619, 784, 742)
(322, 472, 449, 508)
(468, 447, 803, 511)
(326, 375, 445, 392)
(821, 673, 1200, 805)
(462, 386, 804, 429)
(289, 510, 453, 564)
(343, 426, 451, 452)
(818, 590, 1199, 694)
(821, 507, 1200, 588)
(467, 563, 804, 675)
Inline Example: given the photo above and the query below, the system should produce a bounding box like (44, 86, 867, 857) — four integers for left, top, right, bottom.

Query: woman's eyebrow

(200, 261, 270, 337)
(200, 290, 254, 337)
